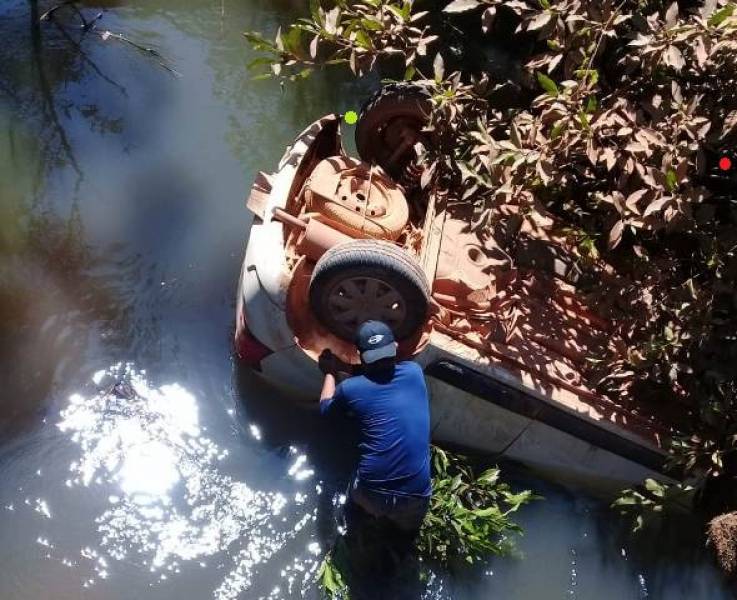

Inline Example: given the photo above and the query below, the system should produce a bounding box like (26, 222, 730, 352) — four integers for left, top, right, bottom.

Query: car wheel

(355, 83, 432, 178)
(309, 239, 430, 341)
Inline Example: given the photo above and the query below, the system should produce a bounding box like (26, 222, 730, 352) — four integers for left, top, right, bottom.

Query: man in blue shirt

(318, 320, 431, 535)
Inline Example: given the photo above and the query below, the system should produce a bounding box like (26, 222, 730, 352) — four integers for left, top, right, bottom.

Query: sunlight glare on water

(57, 365, 323, 599)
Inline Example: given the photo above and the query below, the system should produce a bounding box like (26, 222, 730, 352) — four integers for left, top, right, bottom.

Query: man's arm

(320, 373, 337, 404)
(318, 350, 348, 415)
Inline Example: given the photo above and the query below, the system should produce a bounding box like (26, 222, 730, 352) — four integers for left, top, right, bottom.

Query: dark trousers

(349, 478, 429, 534)
(339, 479, 428, 599)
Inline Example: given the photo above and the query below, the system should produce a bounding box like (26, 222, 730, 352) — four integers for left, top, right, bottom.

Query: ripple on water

(55, 364, 323, 598)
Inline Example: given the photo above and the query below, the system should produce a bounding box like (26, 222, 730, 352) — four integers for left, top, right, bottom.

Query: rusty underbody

(246, 115, 675, 452)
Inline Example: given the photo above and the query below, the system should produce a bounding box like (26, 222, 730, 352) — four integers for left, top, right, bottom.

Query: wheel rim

(326, 276, 406, 335)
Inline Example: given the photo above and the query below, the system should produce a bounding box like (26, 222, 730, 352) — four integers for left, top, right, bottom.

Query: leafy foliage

(316, 447, 537, 598)
(418, 447, 538, 567)
(247, 0, 737, 514)
(318, 545, 351, 600)
(668, 377, 737, 478)
(244, 1, 438, 80)
(612, 477, 695, 532)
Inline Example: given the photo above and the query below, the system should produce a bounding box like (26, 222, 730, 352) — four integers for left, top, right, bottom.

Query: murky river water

(0, 1, 731, 598)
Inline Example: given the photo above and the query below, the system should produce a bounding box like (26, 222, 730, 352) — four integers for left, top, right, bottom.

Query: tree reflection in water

(0, 0, 162, 435)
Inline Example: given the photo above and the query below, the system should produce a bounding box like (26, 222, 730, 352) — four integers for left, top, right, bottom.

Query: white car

(235, 84, 675, 494)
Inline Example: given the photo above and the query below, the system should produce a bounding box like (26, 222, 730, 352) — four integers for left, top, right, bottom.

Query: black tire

(356, 83, 432, 178)
(309, 239, 430, 341)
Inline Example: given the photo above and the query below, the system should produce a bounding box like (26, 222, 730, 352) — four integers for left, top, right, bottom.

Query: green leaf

(361, 17, 383, 31)
(574, 68, 599, 86)
(319, 559, 337, 594)
(478, 468, 500, 485)
(317, 552, 349, 598)
(309, 0, 321, 21)
(612, 495, 637, 507)
(666, 169, 678, 191)
(536, 71, 559, 96)
(550, 120, 567, 140)
(404, 65, 417, 81)
(282, 27, 303, 55)
(578, 110, 590, 131)
(247, 56, 275, 70)
(443, 0, 482, 13)
(401, 0, 412, 20)
(708, 3, 735, 26)
(243, 31, 278, 53)
(586, 95, 598, 113)
(354, 29, 373, 49)
(387, 4, 407, 21)
(644, 478, 665, 496)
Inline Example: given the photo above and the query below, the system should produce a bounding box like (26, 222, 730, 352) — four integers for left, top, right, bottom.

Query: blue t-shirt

(320, 361, 431, 498)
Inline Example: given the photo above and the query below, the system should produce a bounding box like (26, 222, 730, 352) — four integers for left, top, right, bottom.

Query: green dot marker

(344, 110, 358, 125)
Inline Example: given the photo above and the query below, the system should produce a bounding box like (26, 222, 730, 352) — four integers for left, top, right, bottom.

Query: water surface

(0, 1, 730, 598)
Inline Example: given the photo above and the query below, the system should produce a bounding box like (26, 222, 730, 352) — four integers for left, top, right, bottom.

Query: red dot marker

(719, 156, 732, 171)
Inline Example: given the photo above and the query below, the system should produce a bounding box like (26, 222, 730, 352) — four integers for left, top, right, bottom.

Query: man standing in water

(318, 320, 431, 537)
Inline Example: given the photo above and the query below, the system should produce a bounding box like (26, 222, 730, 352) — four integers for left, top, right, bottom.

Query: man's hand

(318, 349, 337, 375)
(318, 349, 350, 375)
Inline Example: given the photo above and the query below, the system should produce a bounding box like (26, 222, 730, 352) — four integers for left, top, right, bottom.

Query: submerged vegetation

(247, 0, 737, 570)
(317, 447, 537, 598)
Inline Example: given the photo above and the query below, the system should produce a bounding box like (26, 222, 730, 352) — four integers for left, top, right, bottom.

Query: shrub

(247, 0, 737, 509)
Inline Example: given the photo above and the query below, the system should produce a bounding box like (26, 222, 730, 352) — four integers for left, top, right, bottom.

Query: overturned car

(235, 84, 677, 493)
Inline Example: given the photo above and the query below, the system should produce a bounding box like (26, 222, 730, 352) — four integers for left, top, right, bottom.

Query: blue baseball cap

(356, 320, 397, 364)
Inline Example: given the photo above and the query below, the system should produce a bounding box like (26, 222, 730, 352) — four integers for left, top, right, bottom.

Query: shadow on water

(0, 0, 369, 439)
(0, 201, 138, 436)
(588, 501, 736, 598)
(0, 133, 141, 437)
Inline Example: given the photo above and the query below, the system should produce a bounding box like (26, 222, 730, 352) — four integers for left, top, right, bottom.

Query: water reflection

(56, 364, 327, 598)
(0, 0, 153, 434)
(0, 199, 139, 435)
